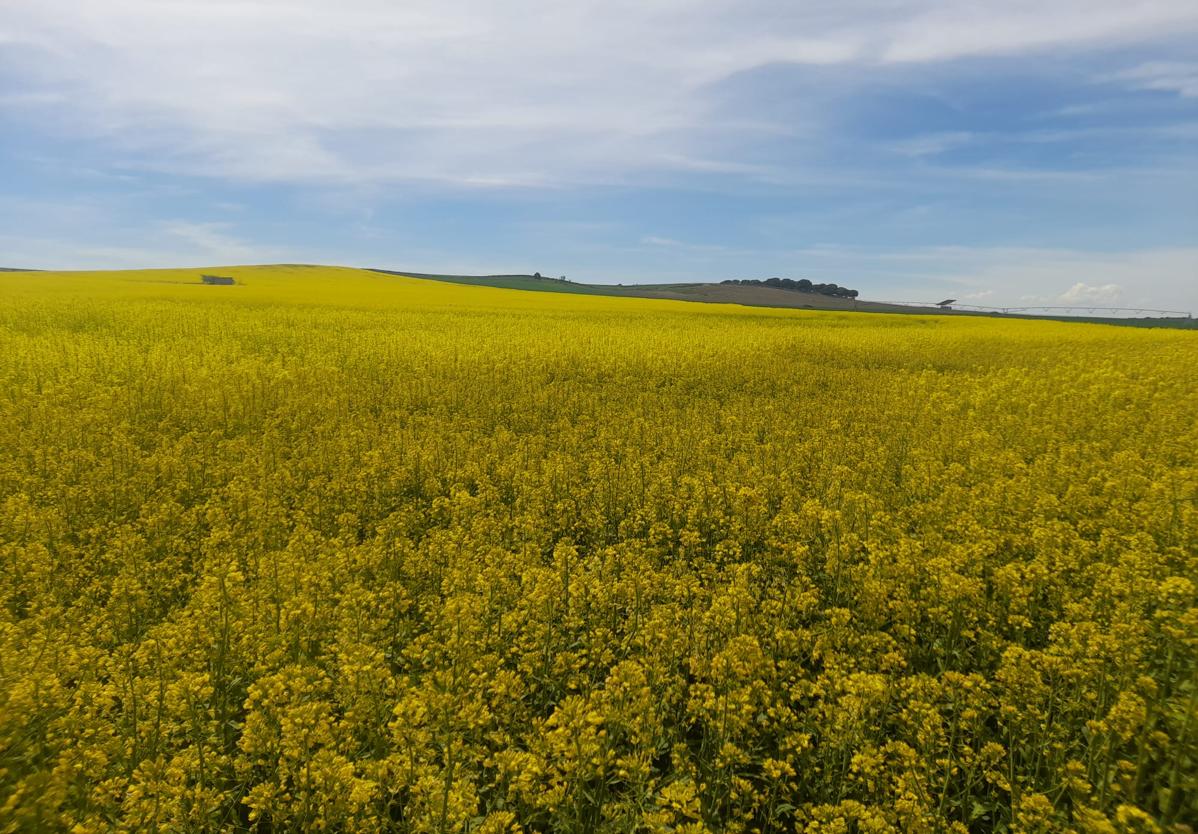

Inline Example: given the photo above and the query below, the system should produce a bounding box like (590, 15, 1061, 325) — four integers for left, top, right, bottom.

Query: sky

(2, 0, 1197, 311)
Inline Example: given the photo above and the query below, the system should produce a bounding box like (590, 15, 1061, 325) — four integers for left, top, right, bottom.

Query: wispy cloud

(158, 221, 263, 261)
(0, 219, 291, 271)
(1104, 61, 1198, 98)
(922, 249, 1194, 312)
(4, 1, 1197, 187)
(1059, 281, 1122, 303)
(889, 132, 975, 158)
(880, 2, 1198, 63)
(639, 235, 741, 256)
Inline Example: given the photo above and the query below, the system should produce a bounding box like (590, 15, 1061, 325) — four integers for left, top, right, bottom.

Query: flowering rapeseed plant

(0, 265, 1195, 832)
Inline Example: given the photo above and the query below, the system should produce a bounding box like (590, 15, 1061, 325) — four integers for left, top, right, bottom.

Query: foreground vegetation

(1, 266, 1195, 833)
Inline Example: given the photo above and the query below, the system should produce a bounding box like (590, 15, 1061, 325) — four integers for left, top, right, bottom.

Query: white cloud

(1105, 61, 1198, 98)
(880, 2, 1198, 63)
(1059, 281, 1122, 303)
(3, 0, 1197, 187)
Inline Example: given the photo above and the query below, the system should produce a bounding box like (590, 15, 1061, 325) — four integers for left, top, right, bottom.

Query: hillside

(367, 268, 883, 308)
(369, 268, 1196, 328)
(369, 268, 620, 295)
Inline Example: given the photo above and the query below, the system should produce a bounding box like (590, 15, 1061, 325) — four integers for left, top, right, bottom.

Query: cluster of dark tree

(721, 277, 859, 298)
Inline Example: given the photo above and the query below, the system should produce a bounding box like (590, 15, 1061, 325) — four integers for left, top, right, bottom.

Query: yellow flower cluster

(1, 266, 1195, 832)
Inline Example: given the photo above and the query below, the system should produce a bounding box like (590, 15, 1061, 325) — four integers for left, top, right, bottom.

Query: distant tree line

(722, 277, 859, 299)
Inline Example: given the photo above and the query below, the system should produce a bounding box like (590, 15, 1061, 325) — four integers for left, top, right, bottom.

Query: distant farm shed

(201, 274, 236, 285)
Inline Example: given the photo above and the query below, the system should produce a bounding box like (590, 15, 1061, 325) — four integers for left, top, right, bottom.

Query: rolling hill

(369, 268, 1196, 328)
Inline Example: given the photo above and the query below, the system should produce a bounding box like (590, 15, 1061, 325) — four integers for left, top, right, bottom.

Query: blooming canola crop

(1, 265, 1195, 832)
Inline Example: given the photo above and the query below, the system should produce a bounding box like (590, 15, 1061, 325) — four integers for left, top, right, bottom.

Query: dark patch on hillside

(721, 277, 859, 299)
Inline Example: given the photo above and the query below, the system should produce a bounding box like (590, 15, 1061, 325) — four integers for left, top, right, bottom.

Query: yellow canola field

(1, 265, 1195, 833)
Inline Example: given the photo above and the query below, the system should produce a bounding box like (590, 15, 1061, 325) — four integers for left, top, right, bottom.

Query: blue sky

(2, 0, 1196, 310)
